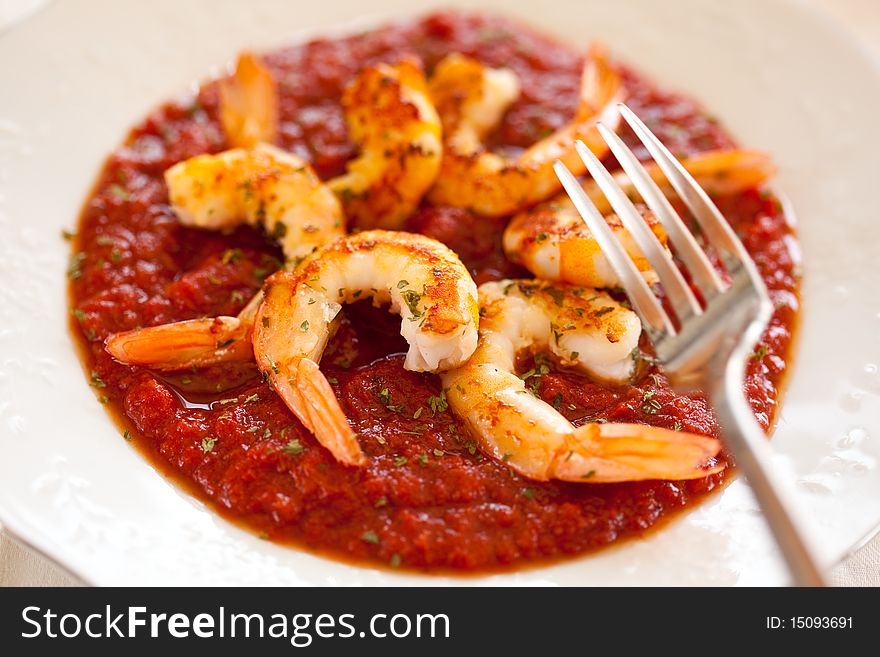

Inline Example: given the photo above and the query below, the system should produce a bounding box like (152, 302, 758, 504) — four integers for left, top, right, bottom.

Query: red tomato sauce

(68, 11, 800, 571)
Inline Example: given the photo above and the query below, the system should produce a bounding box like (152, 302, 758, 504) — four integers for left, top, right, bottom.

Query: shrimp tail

(219, 52, 279, 148)
(552, 422, 724, 483)
(104, 316, 253, 371)
(292, 358, 367, 467)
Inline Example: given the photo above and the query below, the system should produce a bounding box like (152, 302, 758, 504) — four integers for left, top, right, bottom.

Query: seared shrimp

(165, 143, 344, 263)
(219, 52, 279, 148)
(427, 43, 623, 217)
(504, 204, 668, 289)
(253, 230, 479, 466)
(503, 148, 775, 288)
(441, 280, 722, 482)
(582, 148, 776, 216)
(105, 145, 344, 370)
(328, 59, 443, 229)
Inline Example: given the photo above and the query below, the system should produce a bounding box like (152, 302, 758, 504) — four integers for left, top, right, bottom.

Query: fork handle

(709, 361, 827, 587)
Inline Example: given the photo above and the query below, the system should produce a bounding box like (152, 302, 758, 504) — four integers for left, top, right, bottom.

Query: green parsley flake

(109, 184, 129, 201)
(427, 390, 448, 414)
(282, 439, 304, 456)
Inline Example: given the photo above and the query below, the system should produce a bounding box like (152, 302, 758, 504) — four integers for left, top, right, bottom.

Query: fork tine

(596, 113, 726, 301)
(617, 104, 754, 279)
(553, 160, 673, 344)
(574, 137, 702, 324)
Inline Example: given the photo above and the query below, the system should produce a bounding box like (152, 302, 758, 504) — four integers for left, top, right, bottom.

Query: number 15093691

(766, 617, 853, 630)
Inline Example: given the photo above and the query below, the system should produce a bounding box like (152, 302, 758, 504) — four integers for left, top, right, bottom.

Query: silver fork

(554, 103, 826, 586)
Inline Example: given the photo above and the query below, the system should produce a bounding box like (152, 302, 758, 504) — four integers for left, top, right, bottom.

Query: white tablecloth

(1, 0, 878, 587)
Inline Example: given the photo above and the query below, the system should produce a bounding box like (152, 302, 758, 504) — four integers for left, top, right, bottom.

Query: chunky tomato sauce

(68, 11, 800, 571)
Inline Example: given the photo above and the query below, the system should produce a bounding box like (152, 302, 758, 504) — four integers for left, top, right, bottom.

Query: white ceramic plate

(1, 0, 879, 586)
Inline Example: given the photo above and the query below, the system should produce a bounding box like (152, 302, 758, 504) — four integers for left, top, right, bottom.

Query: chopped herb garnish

(522, 487, 536, 500)
(200, 437, 216, 453)
(378, 388, 404, 413)
(432, 448, 444, 457)
(393, 456, 408, 467)
(389, 553, 402, 568)
(89, 370, 106, 388)
(123, 429, 132, 441)
(581, 470, 596, 479)
(397, 280, 409, 289)
(535, 232, 549, 243)
(374, 496, 388, 508)
(752, 344, 769, 360)
(361, 530, 380, 545)
(61, 228, 75, 241)
(216, 338, 235, 349)
(412, 407, 424, 419)
(418, 452, 429, 466)
(427, 390, 448, 414)
(282, 439, 304, 456)
(243, 393, 259, 404)
(401, 290, 422, 318)
(71, 308, 87, 322)
(109, 184, 129, 201)
(546, 287, 565, 306)
(221, 248, 243, 265)
(552, 393, 563, 410)
(67, 252, 86, 280)
(299, 320, 309, 332)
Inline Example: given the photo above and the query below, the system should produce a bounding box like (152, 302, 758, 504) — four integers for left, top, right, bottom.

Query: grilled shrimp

(427, 43, 623, 217)
(253, 230, 479, 466)
(581, 148, 776, 216)
(503, 148, 775, 288)
(218, 52, 441, 228)
(441, 280, 723, 482)
(504, 204, 668, 289)
(219, 52, 279, 148)
(164, 143, 344, 263)
(105, 144, 344, 370)
(327, 59, 443, 229)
